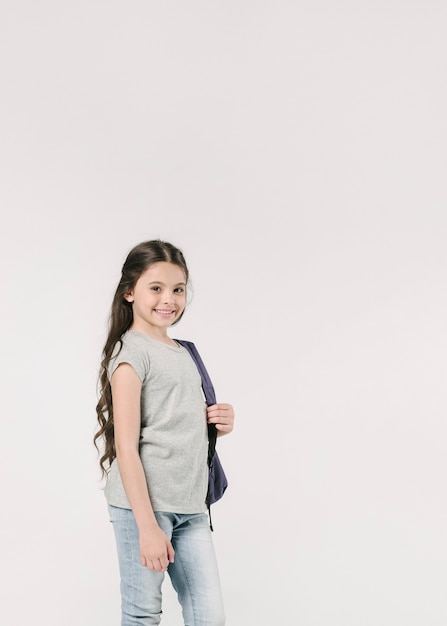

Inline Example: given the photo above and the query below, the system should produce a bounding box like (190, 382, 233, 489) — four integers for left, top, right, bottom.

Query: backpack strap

(175, 340, 218, 460)
(175, 339, 219, 529)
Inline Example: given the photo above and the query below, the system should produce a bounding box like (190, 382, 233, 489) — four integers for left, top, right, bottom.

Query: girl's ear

(124, 292, 134, 303)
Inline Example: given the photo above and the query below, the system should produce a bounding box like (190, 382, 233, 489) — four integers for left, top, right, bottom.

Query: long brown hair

(93, 239, 189, 476)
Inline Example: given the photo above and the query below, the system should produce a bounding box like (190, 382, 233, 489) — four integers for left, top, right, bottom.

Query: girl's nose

(162, 291, 175, 303)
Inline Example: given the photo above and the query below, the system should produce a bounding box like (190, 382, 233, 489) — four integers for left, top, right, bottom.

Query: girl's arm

(111, 363, 175, 572)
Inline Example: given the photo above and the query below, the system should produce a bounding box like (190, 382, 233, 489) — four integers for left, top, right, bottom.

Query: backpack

(175, 339, 228, 528)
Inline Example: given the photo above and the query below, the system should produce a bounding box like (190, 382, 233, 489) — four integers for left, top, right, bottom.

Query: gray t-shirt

(104, 330, 209, 513)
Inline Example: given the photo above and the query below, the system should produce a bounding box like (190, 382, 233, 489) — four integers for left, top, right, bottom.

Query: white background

(1, 1, 446, 625)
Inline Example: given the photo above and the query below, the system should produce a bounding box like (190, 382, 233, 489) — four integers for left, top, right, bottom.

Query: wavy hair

(93, 239, 189, 477)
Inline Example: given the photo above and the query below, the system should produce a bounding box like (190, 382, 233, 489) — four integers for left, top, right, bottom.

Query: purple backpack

(176, 340, 228, 527)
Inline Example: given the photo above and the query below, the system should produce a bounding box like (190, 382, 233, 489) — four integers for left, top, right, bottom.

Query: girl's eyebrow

(147, 281, 186, 286)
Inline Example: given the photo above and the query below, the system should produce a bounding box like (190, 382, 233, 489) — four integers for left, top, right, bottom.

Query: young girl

(94, 240, 234, 626)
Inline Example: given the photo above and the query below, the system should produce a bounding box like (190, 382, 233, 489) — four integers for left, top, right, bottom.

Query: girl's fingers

(146, 558, 168, 572)
(215, 423, 232, 433)
(167, 543, 175, 563)
(206, 403, 234, 435)
(207, 409, 234, 419)
(207, 410, 234, 423)
(207, 415, 230, 423)
(206, 403, 233, 414)
(141, 550, 172, 571)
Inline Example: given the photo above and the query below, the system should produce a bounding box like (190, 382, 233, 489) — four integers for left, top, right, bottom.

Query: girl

(94, 240, 234, 626)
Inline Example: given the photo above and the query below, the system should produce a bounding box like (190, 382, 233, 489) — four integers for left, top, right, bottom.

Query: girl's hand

(207, 403, 234, 436)
(139, 526, 175, 572)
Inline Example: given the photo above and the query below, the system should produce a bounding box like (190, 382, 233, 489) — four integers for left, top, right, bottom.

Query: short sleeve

(108, 339, 148, 382)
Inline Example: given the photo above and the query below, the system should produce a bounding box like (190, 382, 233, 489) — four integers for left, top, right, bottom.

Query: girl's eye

(174, 287, 185, 294)
(151, 286, 161, 292)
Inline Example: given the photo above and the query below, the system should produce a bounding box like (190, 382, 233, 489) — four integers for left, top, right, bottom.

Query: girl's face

(125, 262, 187, 337)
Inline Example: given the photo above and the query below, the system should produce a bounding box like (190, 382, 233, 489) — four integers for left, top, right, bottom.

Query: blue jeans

(108, 506, 225, 626)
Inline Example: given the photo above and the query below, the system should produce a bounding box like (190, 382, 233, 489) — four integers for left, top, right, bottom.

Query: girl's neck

(129, 324, 178, 347)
